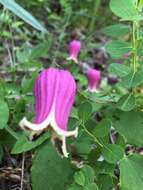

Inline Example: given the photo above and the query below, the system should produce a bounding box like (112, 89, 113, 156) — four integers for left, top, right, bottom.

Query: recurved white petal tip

(61, 136, 69, 158)
(61, 128, 78, 158)
(19, 117, 27, 129)
(74, 127, 78, 138)
(87, 87, 97, 92)
(66, 56, 78, 64)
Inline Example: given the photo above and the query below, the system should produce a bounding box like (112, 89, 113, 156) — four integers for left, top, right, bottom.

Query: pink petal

(33, 68, 60, 124)
(55, 70, 76, 131)
(86, 68, 101, 91)
(68, 40, 81, 60)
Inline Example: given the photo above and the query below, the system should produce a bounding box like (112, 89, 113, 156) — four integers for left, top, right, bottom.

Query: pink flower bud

(123, 53, 130, 59)
(19, 68, 78, 157)
(86, 68, 101, 92)
(67, 40, 81, 63)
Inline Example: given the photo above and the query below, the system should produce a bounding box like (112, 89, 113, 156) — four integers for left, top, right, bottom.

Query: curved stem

(82, 123, 103, 148)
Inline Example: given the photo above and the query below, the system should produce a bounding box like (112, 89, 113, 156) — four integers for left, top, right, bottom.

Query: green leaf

(75, 74, 87, 86)
(84, 183, 99, 190)
(68, 117, 80, 131)
(21, 71, 38, 93)
(70, 107, 79, 119)
(0, 100, 9, 129)
(31, 142, 74, 190)
(72, 165, 95, 187)
(88, 148, 101, 163)
(11, 132, 51, 154)
(113, 110, 143, 146)
(81, 165, 95, 185)
(75, 140, 91, 155)
(102, 144, 124, 164)
(120, 154, 143, 190)
(120, 69, 143, 88)
(116, 134, 126, 149)
(110, 0, 139, 21)
(30, 40, 52, 59)
(68, 184, 82, 190)
(74, 171, 85, 186)
(105, 40, 132, 58)
(117, 94, 136, 111)
(78, 102, 92, 123)
(16, 41, 51, 63)
(5, 126, 19, 140)
(16, 44, 32, 63)
(0, 129, 16, 149)
(97, 174, 113, 190)
(0, 0, 47, 32)
(108, 63, 131, 78)
(93, 119, 111, 138)
(94, 161, 115, 176)
(102, 24, 130, 37)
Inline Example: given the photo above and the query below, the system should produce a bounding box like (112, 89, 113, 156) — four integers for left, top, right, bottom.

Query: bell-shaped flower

(86, 68, 101, 92)
(19, 68, 78, 157)
(67, 40, 81, 63)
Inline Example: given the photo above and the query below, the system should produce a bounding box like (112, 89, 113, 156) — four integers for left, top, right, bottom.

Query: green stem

(89, 0, 101, 33)
(132, 22, 137, 72)
(82, 123, 103, 148)
(132, 1, 140, 72)
(5, 126, 19, 140)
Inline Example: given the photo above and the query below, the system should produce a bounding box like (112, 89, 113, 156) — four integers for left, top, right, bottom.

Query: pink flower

(19, 68, 78, 157)
(67, 40, 81, 63)
(86, 68, 101, 92)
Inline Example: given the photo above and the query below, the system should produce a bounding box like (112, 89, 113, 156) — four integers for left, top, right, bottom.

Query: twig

(5, 43, 13, 67)
(20, 153, 25, 190)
